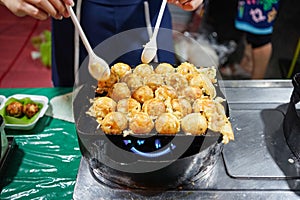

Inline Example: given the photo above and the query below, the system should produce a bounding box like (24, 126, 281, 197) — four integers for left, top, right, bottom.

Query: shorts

(246, 33, 272, 49)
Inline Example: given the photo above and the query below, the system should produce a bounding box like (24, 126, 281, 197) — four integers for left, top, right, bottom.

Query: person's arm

(168, 0, 203, 11)
(0, 0, 74, 20)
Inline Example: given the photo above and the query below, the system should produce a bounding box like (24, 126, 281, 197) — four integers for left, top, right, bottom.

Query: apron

(52, 0, 175, 87)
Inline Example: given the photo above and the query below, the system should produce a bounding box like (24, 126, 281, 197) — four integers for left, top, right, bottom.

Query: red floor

(0, 6, 52, 88)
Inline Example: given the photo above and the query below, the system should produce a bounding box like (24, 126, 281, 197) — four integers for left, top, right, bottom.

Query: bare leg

(251, 42, 272, 79)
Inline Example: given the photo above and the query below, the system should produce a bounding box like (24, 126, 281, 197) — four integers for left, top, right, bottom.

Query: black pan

(73, 64, 227, 189)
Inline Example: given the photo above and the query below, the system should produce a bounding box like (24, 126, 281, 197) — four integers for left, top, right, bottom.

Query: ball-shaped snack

(129, 112, 154, 134)
(142, 98, 166, 118)
(155, 63, 175, 74)
(177, 62, 197, 75)
(179, 86, 203, 102)
(96, 72, 119, 96)
(155, 113, 180, 134)
(154, 85, 178, 101)
(101, 112, 128, 134)
(133, 63, 154, 78)
(117, 98, 141, 114)
(111, 62, 132, 79)
(23, 103, 39, 118)
(132, 85, 154, 104)
(144, 73, 165, 91)
(88, 97, 117, 119)
(108, 82, 131, 102)
(6, 101, 24, 118)
(165, 72, 188, 91)
(171, 98, 192, 119)
(120, 73, 144, 92)
(181, 113, 207, 135)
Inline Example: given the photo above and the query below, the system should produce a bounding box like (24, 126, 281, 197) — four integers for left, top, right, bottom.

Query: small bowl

(0, 94, 49, 130)
(0, 95, 6, 110)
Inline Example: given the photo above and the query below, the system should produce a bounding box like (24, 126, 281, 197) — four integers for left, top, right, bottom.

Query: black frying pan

(73, 64, 227, 189)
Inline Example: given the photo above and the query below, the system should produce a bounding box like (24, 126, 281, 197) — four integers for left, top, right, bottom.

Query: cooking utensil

(66, 5, 110, 81)
(73, 62, 227, 189)
(283, 73, 300, 160)
(141, 0, 167, 64)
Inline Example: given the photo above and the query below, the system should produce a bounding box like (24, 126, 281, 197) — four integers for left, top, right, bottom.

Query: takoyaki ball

(129, 112, 154, 134)
(142, 98, 166, 118)
(132, 85, 154, 104)
(117, 98, 141, 114)
(88, 97, 117, 119)
(165, 73, 188, 91)
(6, 101, 23, 118)
(192, 98, 214, 113)
(144, 73, 165, 91)
(23, 103, 39, 118)
(120, 73, 143, 92)
(177, 62, 197, 75)
(155, 63, 175, 74)
(96, 72, 119, 96)
(171, 98, 192, 119)
(108, 82, 131, 102)
(181, 113, 207, 135)
(101, 112, 128, 134)
(155, 113, 180, 134)
(154, 85, 178, 101)
(133, 63, 154, 78)
(179, 86, 203, 102)
(111, 62, 132, 79)
(189, 74, 216, 98)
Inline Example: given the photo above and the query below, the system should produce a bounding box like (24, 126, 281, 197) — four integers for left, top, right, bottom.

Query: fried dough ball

(192, 98, 213, 113)
(165, 72, 188, 91)
(154, 85, 178, 101)
(192, 98, 234, 143)
(117, 98, 141, 114)
(129, 112, 154, 134)
(179, 86, 203, 102)
(101, 112, 128, 134)
(155, 63, 175, 74)
(88, 97, 117, 119)
(142, 98, 166, 118)
(177, 62, 197, 75)
(96, 72, 119, 96)
(23, 103, 39, 118)
(132, 85, 154, 103)
(189, 74, 216, 98)
(6, 101, 23, 118)
(155, 113, 180, 134)
(144, 73, 165, 91)
(199, 66, 217, 83)
(181, 113, 207, 135)
(133, 63, 154, 78)
(120, 73, 143, 92)
(108, 82, 131, 102)
(111, 62, 132, 78)
(171, 98, 192, 119)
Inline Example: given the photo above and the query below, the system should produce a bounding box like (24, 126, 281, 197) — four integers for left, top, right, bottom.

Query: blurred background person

(235, 0, 280, 79)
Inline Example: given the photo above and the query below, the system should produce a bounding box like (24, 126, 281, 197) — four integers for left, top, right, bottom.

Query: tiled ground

(0, 6, 52, 88)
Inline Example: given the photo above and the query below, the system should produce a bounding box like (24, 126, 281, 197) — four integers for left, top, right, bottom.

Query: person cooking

(0, 0, 203, 87)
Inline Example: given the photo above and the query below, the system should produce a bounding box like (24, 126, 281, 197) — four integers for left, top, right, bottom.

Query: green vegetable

(0, 97, 43, 125)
